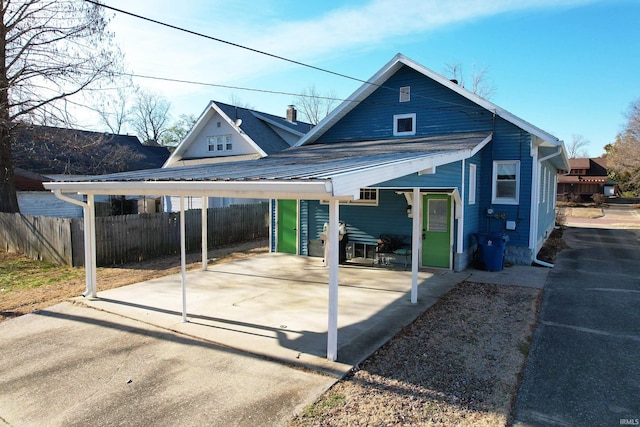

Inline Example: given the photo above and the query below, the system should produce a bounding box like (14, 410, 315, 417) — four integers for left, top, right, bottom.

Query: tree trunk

(0, 126, 19, 213)
(0, 4, 19, 213)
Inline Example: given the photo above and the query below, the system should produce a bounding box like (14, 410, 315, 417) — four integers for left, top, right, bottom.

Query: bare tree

(130, 91, 171, 145)
(443, 62, 496, 99)
(0, 0, 123, 213)
(228, 93, 254, 110)
(294, 85, 338, 125)
(96, 86, 135, 135)
(607, 98, 640, 194)
(567, 134, 591, 158)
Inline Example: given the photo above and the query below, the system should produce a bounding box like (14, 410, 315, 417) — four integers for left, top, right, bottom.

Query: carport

(44, 133, 490, 361)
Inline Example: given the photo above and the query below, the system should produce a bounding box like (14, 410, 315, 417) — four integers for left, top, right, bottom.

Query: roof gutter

(532, 146, 563, 268)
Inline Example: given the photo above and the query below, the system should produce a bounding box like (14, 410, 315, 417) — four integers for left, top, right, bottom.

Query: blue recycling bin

(475, 232, 509, 271)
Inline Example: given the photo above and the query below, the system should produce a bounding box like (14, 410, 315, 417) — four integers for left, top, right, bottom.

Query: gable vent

(399, 86, 410, 102)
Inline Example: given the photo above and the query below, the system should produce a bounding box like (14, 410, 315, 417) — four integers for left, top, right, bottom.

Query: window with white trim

(399, 86, 410, 102)
(321, 188, 378, 206)
(207, 135, 232, 152)
(492, 160, 520, 204)
(469, 163, 477, 205)
(393, 113, 416, 136)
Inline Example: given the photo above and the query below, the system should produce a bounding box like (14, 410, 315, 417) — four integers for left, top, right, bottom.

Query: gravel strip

(290, 282, 542, 427)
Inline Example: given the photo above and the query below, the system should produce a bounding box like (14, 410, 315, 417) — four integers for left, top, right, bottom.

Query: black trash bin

(475, 232, 508, 271)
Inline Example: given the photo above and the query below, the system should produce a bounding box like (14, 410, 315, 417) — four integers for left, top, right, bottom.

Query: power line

(86, 0, 485, 112)
(84, 0, 369, 86)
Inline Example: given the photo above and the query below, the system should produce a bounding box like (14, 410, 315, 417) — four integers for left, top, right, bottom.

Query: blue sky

(103, 0, 640, 156)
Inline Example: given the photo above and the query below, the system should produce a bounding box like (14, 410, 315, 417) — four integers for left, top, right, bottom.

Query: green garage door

(277, 199, 297, 254)
(422, 194, 452, 268)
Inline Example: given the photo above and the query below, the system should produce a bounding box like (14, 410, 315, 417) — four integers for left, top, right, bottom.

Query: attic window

(399, 86, 410, 102)
(208, 135, 232, 152)
(393, 113, 416, 136)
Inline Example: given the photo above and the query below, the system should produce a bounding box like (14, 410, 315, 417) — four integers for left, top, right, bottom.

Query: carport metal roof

(43, 131, 491, 362)
(45, 132, 492, 200)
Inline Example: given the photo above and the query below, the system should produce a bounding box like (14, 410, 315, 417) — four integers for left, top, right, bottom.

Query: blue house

(45, 53, 569, 361)
(272, 53, 569, 270)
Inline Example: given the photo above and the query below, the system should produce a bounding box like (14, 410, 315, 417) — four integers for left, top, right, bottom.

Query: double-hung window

(492, 160, 520, 204)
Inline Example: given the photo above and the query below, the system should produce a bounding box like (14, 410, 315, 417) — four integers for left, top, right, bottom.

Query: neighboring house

(163, 101, 313, 210)
(557, 157, 616, 200)
(12, 124, 170, 217)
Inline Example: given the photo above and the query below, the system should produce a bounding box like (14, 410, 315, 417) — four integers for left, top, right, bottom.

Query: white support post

(411, 188, 420, 304)
(88, 194, 97, 297)
(201, 196, 208, 271)
(327, 199, 340, 361)
(180, 196, 187, 323)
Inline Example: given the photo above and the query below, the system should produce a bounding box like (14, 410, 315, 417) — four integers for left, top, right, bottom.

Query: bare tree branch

(0, 0, 125, 213)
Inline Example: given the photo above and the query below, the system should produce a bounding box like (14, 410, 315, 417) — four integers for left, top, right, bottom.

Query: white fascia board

(295, 56, 405, 147)
(164, 101, 215, 167)
(330, 149, 471, 197)
(251, 112, 306, 137)
(470, 133, 493, 156)
(209, 103, 268, 158)
(43, 180, 336, 200)
(296, 51, 561, 148)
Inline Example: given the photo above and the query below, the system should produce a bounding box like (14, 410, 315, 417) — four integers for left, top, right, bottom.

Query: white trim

(492, 160, 520, 205)
(468, 163, 477, 205)
(393, 113, 416, 136)
(458, 160, 466, 256)
(165, 101, 267, 167)
(295, 53, 565, 155)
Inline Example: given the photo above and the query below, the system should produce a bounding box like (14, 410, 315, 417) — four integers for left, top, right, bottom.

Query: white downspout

(532, 146, 563, 268)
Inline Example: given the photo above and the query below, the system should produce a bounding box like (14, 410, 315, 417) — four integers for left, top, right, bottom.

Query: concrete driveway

(3, 253, 499, 426)
(513, 226, 640, 426)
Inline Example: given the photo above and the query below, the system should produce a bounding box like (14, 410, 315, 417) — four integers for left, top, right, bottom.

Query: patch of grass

(300, 391, 346, 419)
(0, 253, 83, 292)
(517, 340, 530, 356)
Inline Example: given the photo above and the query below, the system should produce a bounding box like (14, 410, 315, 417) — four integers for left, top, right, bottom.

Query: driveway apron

(514, 227, 640, 426)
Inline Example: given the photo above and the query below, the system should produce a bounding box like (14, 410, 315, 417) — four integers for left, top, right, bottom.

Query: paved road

(514, 227, 640, 426)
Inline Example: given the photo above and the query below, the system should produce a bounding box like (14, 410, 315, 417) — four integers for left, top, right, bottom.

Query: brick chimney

(286, 105, 297, 122)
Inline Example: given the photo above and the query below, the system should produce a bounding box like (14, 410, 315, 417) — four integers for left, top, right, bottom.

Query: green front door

(422, 194, 452, 268)
(277, 199, 297, 254)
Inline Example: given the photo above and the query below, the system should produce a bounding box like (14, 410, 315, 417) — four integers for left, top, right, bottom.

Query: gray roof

(66, 132, 489, 183)
(216, 102, 312, 155)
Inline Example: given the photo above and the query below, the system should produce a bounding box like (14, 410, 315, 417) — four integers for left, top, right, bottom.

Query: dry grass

(558, 207, 604, 218)
(0, 239, 268, 322)
(290, 283, 542, 427)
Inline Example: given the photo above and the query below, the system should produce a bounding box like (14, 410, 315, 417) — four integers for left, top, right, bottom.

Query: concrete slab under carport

(75, 253, 470, 377)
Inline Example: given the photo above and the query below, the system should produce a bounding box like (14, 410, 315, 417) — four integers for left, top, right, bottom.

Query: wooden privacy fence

(1, 202, 269, 267)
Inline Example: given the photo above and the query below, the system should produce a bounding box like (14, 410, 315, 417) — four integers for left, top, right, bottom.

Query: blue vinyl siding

(317, 65, 494, 143)
(477, 119, 533, 248)
(377, 161, 463, 189)
(306, 190, 413, 246)
(463, 153, 483, 251)
(537, 161, 556, 245)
